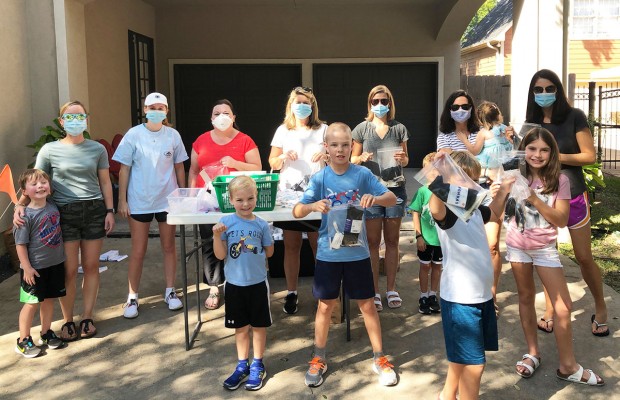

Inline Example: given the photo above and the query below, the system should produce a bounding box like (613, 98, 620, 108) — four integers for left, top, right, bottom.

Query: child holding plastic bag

(504, 128, 604, 386)
(425, 151, 514, 400)
(414, 149, 490, 222)
(293, 122, 398, 387)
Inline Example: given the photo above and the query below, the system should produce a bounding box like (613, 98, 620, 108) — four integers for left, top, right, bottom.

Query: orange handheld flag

(0, 164, 18, 204)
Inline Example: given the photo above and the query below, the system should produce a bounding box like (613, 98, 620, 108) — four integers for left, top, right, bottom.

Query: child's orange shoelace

(308, 357, 326, 373)
(375, 356, 394, 371)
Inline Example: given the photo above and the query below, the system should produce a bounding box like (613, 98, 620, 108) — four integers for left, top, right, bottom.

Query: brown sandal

(60, 321, 79, 342)
(79, 319, 97, 339)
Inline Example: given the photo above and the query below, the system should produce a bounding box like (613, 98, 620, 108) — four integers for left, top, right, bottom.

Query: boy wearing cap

(113, 92, 189, 319)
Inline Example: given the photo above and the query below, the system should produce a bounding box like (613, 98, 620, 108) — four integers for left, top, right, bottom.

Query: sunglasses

(450, 104, 472, 111)
(294, 86, 313, 94)
(533, 85, 557, 94)
(61, 113, 88, 121)
(371, 98, 389, 106)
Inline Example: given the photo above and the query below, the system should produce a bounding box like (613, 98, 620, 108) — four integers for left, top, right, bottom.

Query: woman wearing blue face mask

(268, 87, 327, 315)
(351, 85, 409, 311)
(437, 90, 481, 154)
(14, 100, 116, 341)
(113, 92, 189, 319)
(525, 69, 609, 338)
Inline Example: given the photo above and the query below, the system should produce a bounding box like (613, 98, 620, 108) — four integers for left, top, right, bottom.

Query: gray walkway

(0, 217, 618, 399)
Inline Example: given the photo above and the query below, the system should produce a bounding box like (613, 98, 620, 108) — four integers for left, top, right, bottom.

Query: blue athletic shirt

(299, 164, 387, 262)
(219, 213, 273, 286)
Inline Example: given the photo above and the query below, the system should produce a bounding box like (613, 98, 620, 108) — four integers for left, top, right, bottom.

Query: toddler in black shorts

(12, 169, 66, 358)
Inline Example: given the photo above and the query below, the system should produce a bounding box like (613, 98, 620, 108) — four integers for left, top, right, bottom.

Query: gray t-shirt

(351, 120, 409, 186)
(35, 140, 109, 206)
(13, 202, 65, 270)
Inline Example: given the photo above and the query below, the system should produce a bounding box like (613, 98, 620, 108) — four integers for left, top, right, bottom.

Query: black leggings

(199, 224, 225, 286)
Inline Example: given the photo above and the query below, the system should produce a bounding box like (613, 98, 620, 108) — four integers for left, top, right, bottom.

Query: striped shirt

(436, 131, 478, 152)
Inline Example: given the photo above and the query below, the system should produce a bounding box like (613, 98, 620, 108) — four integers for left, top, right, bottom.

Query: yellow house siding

(569, 40, 620, 82)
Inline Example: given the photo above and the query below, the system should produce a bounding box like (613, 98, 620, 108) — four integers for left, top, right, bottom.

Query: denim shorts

(441, 298, 498, 365)
(59, 199, 106, 241)
(364, 185, 407, 220)
(505, 244, 562, 268)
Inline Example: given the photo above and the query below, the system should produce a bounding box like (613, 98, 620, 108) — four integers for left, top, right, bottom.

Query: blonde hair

(59, 100, 88, 116)
(476, 101, 503, 130)
(324, 122, 352, 142)
(422, 152, 437, 168)
(365, 85, 396, 122)
(283, 87, 324, 130)
(18, 168, 51, 190)
(450, 151, 481, 181)
(227, 175, 257, 198)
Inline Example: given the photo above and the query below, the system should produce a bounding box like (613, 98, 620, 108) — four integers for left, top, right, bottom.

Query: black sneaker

(428, 295, 441, 313)
(418, 297, 431, 315)
(39, 330, 63, 349)
(283, 293, 298, 314)
(15, 336, 41, 358)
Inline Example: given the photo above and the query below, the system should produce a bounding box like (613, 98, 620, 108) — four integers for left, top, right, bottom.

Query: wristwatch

(415, 233, 423, 239)
(106, 208, 115, 214)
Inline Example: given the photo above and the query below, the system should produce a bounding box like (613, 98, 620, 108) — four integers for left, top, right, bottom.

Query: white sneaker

(123, 298, 139, 319)
(372, 356, 397, 386)
(165, 290, 183, 311)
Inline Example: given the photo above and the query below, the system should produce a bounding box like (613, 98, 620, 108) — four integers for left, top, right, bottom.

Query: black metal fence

(572, 78, 620, 169)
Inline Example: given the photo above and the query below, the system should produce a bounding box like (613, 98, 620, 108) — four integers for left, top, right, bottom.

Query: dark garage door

(313, 63, 438, 168)
(173, 64, 302, 171)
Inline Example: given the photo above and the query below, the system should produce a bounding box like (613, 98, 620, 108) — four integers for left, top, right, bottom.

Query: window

(572, 0, 620, 39)
(128, 31, 155, 126)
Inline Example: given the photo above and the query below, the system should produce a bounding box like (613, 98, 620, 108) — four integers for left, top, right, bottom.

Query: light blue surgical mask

(450, 109, 471, 123)
(292, 103, 312, 119)
(146, 110, 167, 123)
(371, 104, 389, 118)
(64, 120, 87, 136)
(534, 93, 556, 108)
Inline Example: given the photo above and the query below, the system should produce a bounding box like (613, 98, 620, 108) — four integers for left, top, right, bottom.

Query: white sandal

(516, 353, 540, 378)
(374, 293, 383, 312)
(385, 291, 402, 309)
(556, 364, 605, 386)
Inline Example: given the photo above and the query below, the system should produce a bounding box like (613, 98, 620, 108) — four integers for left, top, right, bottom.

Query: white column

(510, 0, 567, 124)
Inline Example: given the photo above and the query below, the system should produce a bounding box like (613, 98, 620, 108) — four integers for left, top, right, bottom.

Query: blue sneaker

(223, 362, 250, 390)
(245, 362, 267, 391)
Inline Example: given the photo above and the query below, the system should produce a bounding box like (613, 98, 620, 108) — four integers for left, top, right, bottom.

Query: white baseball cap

(144, 92, 168, 107)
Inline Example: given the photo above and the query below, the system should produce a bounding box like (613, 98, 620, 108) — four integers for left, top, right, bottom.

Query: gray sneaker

(305, 357, 327, 387)
(39, 330, 63, 349)
(15, 336, 41, 358)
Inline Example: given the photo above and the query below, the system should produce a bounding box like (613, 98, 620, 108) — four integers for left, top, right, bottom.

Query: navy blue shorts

(441, 298, 498, 365)
(224, 281, 272, 329)
(313, 258, 375, 300)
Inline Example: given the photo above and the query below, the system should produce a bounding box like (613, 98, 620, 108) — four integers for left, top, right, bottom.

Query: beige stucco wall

(84, 0, 156, 141)
(0, 0, 54, 231)
(153, 1, 481, 115)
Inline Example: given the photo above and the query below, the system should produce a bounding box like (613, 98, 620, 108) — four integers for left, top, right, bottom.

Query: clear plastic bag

(509, 122, 541, 148)
(326, 203, 367, 250)
(376, 147, 405, 185)
(197, 182, 220, 212)
(202, 161, 229, 181)
(502, 169, 532, 232)
(413, 153, 490, 221)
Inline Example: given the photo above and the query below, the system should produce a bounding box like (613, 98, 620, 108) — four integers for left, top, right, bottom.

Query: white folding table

(168, 207, 349, 350)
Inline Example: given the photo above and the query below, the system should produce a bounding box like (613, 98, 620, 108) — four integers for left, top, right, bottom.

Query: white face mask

(212, 114, 233, 131)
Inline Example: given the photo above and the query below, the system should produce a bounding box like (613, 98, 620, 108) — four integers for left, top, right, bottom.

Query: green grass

(558, 172, 620, 292)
